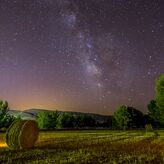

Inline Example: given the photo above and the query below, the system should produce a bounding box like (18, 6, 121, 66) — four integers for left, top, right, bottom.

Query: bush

(145, 124, 153, 132)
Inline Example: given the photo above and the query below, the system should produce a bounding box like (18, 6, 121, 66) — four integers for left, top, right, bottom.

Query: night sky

(0, 0, 164, 114)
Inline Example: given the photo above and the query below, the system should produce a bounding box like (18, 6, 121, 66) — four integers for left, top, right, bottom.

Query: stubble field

(0, 130, 164, 163)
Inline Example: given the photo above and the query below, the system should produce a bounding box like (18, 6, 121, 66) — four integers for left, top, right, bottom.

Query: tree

(148, 100, 159, 120)
(57, 113, 75, 128)
(113, 105, 144, 129)
(0, 100, 15, 129)
(155, 74, 164, 125)
(147, 100, 160, 127)
(97, 119, 112, 128)
(113, 105, 131, 129)
(127, 106, 144, 128)
(75, 115, 96, 128)
(37, 111, 59, 129)
(83, 115, 96, 127)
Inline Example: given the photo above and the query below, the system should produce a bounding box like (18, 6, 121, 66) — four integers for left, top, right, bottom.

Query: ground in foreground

(0, 130, 164, 163)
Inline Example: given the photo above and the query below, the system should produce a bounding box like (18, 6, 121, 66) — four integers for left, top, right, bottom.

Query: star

(0, 0, 163, 115)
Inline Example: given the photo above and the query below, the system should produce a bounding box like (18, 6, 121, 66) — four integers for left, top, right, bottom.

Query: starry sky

(0, 0, 164, 114)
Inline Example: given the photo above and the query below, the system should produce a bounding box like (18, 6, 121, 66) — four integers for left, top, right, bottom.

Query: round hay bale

(6, 120, 39, 149)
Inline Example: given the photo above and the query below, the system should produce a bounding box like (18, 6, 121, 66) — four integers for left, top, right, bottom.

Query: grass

(0, 130, 164, 163)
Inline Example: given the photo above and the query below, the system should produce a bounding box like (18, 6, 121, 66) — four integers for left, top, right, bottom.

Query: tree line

(0, 74, 164, 130)
(36, 112, 106, 129)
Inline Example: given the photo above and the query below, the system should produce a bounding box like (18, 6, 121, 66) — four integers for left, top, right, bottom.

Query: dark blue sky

(0, 0, 164, 114)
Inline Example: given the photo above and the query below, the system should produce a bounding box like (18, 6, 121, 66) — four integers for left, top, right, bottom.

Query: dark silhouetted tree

(0, 100, 15, 129)
(75, 115, 96, 128)
(57, 113, 75, 128)
(147, 100, 160, 127)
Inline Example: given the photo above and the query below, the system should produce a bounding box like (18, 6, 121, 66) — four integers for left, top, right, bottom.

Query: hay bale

(6, 120, 39, 149)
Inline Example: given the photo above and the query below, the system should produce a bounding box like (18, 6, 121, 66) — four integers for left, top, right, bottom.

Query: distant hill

(9, 110, 36, 120)
(9, 109, 112, 122)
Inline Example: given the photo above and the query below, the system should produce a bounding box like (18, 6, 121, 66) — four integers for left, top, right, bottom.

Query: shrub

(145, 124, 153, 132)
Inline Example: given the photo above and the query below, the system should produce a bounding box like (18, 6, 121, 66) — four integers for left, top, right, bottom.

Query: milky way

(0, 0, 164, 114)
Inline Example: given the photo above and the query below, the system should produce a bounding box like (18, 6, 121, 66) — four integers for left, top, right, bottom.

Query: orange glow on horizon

(0, 142, 7, 147)
(10, 101, 64, 111)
